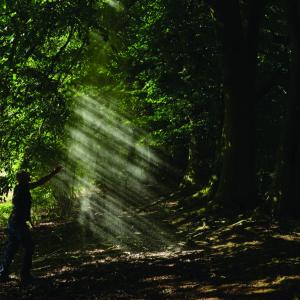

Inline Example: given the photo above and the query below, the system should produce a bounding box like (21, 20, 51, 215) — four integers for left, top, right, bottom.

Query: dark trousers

(1, 220, 34, 277)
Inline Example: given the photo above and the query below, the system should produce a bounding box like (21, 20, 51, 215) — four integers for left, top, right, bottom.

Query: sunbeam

(103, 0, 124, 11)
(59, 94, 177, 251)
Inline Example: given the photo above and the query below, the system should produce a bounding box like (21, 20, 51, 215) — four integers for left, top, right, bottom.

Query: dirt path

(1, 210, 300, 299)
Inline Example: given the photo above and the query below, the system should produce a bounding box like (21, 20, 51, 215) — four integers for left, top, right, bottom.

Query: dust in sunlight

(59, 94, 176, 251)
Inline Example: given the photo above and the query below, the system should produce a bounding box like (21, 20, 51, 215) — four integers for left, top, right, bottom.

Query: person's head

(16, 170, 30, 184)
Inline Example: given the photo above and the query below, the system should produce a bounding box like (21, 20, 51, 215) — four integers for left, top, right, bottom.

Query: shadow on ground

(1, 215, 300, 299)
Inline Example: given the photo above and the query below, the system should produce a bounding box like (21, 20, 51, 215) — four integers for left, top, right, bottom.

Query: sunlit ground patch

(272, 233, 300, 242)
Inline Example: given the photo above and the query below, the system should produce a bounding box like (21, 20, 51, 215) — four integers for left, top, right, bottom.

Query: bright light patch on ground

(272, 234, 300, 242)
(211, 240, 263, 251)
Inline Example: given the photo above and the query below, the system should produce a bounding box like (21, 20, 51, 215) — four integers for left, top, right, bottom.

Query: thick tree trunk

(277, 0, 300, 217)
(215, 69, 256, 210)
(210, 1, 264, 211)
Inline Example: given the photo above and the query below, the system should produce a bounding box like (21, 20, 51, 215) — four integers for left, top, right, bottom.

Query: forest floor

(1, 196, 300, 300)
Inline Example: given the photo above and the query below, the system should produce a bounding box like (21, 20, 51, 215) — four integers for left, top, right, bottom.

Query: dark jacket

(9, 172, 56, 224)
(11, 183, 32, 223)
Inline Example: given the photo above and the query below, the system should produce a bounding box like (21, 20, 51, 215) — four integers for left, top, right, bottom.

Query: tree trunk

(209, 1, 264, 211)
(184, 129, 211, 187)
(277, 0, 300, 217)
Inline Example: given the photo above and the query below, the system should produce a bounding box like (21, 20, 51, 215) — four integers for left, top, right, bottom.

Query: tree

(106, 0, 222, 187)
(275, 0, 300, 217)
(0, 0, 114, 216)
(207, 1, 265, 211)
(0, 0, 101, 178)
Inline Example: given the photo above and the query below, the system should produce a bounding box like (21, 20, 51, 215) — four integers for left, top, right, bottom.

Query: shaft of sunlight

(58, 93, 176, 251)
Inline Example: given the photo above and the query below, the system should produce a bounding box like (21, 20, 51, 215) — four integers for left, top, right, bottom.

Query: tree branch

(49, 27, 75, 74)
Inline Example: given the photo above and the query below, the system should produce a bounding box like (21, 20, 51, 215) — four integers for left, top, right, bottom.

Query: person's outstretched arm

(29, 166, 63, 189)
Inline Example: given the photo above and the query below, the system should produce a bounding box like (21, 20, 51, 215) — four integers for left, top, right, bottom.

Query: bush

(0, 202, 12, 228)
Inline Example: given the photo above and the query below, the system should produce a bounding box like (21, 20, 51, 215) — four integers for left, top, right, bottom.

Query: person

(0, 166, 62, 284)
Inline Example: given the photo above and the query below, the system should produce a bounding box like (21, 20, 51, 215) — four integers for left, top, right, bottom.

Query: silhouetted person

(0, 166, 62, 284)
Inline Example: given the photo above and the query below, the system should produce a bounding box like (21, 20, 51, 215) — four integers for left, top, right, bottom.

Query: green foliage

(0, 0, 297, 220)
(0, 0, 120, 220)
(116, 0, 221, 148)
(0, 203, 12, 227)
(0, 0, 115, 178)
(31, 187, 59, 223)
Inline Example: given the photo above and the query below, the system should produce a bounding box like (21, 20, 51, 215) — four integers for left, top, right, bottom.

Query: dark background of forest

(0, 0, 300, 224)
